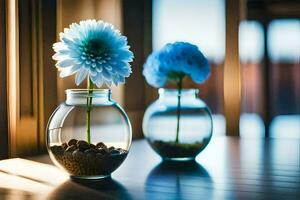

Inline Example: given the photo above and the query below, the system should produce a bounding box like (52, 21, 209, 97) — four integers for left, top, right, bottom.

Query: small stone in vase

(51, 145, 63, 153)
(96, 153, 105, 159)
(77, 140, 90, 151)
(98, 148, 109, 155)
(85, 150, 96, 159)
(66, 145, 76, 152)
(68, 139, 78, 146)
(110, 149, 120, 155)
(72, 149, 83, 157)
(84, 149, 96, 154)
(108, 146, 115, 151)
(61, 143, 68, 149)
(90, 143, 96, 149)
(96, 142, 106, 149)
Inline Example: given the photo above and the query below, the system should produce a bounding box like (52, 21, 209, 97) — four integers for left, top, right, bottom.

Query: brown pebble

(62, 143, 68, 149)
(84, 149, 97, 154)
(90, 143, 96, 149)
(77, 140, 90, 151)
(51, 145, 60, 150)
(68, 139, 78, 146)
(51, 145, 64, 154)
(72, 150, 83, 157)
(98, 148, 109, 155)
(96, 142, 106, 149)
(110, 149, 120, 155)
(117, 148, 126, 154)
(96, 153, 105, 159)
(86, 151, 96, 159)
(108, 146, 115, 151)
(66, 145, 77, 152)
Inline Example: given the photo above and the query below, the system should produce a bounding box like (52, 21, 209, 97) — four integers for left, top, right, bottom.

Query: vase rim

(65, 89, 111, 98)
(66, 89, 111, 93)
(158, 88, 199, 95)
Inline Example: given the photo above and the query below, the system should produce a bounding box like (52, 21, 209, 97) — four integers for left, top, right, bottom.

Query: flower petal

(104, 80, 112, 87)
(52, 53, 65, 60)
(91, 74, 104, 87)
(53, 42, 67, 52)
(56, 59, 75, 68)
(75, 68, 88, 85)
(102, 68, 112, 80)
(59, 65, 81, 78)
(89, 68, 97, 76)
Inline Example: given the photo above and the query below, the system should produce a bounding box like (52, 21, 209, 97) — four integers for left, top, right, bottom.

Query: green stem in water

(175, 75, 183, 143)
(86, 77, 94, 144)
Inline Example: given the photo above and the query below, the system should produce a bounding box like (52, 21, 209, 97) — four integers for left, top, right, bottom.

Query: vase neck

(158, 89, 199, 100)
(65, 89, 112, 105)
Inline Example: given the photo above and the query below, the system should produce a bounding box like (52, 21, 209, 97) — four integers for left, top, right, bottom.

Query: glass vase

(46, 89, 131, 179)
(143, 89, 213, 161)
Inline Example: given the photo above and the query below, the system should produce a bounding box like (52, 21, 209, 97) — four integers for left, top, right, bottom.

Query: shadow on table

(145, 160, 213, 199)
(47, 177, 132, 200)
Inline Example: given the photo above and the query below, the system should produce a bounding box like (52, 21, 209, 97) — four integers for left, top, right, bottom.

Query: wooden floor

(0, 137, 299, 200)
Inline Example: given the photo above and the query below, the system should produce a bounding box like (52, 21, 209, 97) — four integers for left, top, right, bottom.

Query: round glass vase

(46, 89, 132, 179)
(143, 89, 213, 161)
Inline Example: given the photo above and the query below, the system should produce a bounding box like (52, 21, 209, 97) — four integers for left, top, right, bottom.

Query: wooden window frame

(4, 0, 57, 158)
(122, 0, 153, 138)
(0, 0, 9, 159)
(224, 0, 242, 136)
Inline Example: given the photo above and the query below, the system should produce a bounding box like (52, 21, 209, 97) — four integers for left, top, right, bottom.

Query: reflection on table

(0, 137, 299, 200)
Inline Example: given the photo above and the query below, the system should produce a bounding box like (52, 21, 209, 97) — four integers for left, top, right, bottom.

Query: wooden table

(0, 137, 299, 200)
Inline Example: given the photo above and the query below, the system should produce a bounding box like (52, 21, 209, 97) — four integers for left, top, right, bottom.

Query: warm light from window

(0, 159, 68, 196)
(153, 0, 225, 63)
(239, 21, 264, 63)
(268, 19, 300, 62)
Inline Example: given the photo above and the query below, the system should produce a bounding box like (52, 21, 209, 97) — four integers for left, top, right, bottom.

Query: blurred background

(0, 0, 299, 158)
(152, 0, 300, 139)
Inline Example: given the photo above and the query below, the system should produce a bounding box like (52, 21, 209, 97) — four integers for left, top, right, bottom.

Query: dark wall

(0, 0, 9, 159)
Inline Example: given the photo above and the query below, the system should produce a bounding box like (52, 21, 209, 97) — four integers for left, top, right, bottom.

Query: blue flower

(143, 42, 210, 88)
(142, 51, 169, 87)
(53, 19, 134, 87)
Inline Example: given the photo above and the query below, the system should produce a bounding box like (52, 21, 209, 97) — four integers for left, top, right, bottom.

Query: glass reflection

(145, 160, 213, 199)
(47, 178, 132, 200)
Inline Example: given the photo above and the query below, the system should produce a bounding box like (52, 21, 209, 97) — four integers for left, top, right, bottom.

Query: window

(239, 19, 300, 138)
(239, 21, 265, 138)
(268, 19, 300, 138)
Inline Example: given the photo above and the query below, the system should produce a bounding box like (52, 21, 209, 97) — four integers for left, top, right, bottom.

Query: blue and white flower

(143, 42, 210, 88)
(53, 19, 134, 87)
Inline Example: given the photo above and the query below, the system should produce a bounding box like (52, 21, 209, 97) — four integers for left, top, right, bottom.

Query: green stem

(175, 76, 183, 143)
(86, 77, 94, 143)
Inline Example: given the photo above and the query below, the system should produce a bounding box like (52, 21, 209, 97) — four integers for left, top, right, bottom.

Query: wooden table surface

(0, 137, 299, 200)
